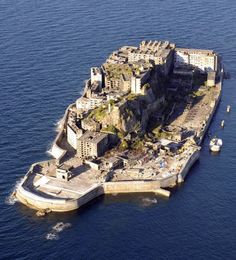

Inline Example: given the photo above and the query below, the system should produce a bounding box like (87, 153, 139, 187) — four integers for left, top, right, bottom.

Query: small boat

(221, 120, 225, 128)
(227, 105, 231, 113)
(209, 138, 223, 152)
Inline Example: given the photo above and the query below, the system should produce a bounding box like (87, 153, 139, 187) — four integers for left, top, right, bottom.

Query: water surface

(0, 0, 236, 259)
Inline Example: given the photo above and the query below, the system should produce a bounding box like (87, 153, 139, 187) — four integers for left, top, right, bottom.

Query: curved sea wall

(16, 184, 78, 212)
(16, 178, 170, 212)
(177, 149, 200, 183)
(49, 103, 75, 162)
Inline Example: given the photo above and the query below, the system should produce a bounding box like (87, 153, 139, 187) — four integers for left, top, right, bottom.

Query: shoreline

(15, 42, 223, 213)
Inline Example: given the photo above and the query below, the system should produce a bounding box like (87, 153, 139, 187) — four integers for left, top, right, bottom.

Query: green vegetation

(143, 83, 151, 91)
(125, 107, 134, 120)
(119, 139, 129, 150)
(104, 64, 133, 79)
(130, 139, 144, 150)
(152, 126, 171, 139)
(133, 121, 141, 132)
(88, 105, 107, 121)
(192, 89, 204, 97)
(101, 125, 118, 134)
(108, 99, 115, 106)
(126, 93, 139, 101)
(117, 130, 125, 139)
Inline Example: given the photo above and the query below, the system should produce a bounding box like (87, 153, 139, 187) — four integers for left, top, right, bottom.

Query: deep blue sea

(1, 0, 236, 259)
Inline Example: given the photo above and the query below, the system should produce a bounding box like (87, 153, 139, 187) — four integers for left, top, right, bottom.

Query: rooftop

(78, 131, 108, 143)
(175, 48, 216, 55)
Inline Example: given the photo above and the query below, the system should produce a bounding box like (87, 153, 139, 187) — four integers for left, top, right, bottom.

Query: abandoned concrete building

(77, 131, 109, 158)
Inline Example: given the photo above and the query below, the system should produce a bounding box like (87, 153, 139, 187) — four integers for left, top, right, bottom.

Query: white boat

(227, 105, 231, 113)
(209, 138, 223, 152)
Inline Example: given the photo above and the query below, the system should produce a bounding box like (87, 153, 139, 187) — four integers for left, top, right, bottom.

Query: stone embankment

(16, 168, 170, 212)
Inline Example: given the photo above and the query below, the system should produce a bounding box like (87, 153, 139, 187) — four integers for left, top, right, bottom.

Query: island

(15, 40, 223, 213)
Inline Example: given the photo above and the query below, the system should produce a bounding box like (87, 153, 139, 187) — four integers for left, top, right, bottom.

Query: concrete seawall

(103, 180, 170, 196)
(16, 178, 170, 212)
(175, 74, 223, 183)
(16, 183, 78, 212)
(198, 72, 223, 145)
(49, 103, 75, 162)
(177, 149, 200, 183)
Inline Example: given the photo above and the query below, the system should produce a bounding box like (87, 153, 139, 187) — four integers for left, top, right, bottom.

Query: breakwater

(16, 169, 170, 212)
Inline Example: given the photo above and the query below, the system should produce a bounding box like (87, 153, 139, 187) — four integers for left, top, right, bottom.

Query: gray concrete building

(128, 40, 175, 75)
(77, 131, 109, 158)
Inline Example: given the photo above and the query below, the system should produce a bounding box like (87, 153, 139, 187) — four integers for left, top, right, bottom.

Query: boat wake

(141, 197, 158, 207)
(46, 222, 72, 240)
(45, 232, 59, 241)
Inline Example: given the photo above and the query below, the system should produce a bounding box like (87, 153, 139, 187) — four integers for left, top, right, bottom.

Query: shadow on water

(103, 192, 169, 208)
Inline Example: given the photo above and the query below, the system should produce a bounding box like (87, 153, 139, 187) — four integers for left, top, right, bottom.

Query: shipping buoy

(227, 105, 231, 113)
(221, 120, 225, 128)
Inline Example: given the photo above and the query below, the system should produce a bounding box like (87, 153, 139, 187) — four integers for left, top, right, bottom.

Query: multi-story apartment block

(131, 69, 150, 94)
(174, 48, 218, 72)
(128, 40, 175, 75)
(77, 131, 108, 158)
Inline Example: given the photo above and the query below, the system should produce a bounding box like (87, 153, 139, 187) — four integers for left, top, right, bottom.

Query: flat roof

(176, 48, 215, 55)
(78, 131, 108, 143)
(58, 164, 73, 171)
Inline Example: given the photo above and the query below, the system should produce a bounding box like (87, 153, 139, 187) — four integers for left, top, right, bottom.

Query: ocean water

(0, 0, 236, 259)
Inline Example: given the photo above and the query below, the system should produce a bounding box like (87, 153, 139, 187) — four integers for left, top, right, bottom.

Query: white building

(91, 67, 103, 86)
(76, 97, 105, 111)
(131, 76, 142, 94)
(56, 164, 73, 181)
(67, 124, 83, 150)
(131, 69, 150, 94)
(174, 48, 218, 72)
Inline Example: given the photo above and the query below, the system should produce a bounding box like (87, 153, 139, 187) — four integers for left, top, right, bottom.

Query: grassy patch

(152, 127, 171, 139)
(131, 139, 144, 150)
(88, 105, 107, 121)
(126, 93, 140, 101)
(143, 83, 151, 91)
(101, 125, 118, 134)
(104, 64, 133, 80)
(119, 139, 129, 150)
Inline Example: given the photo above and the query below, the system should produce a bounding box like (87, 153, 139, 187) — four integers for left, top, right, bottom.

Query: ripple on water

(45, 222, 72, 241)
(4, 178, 23, 206)
(0, 0, 236, 258)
